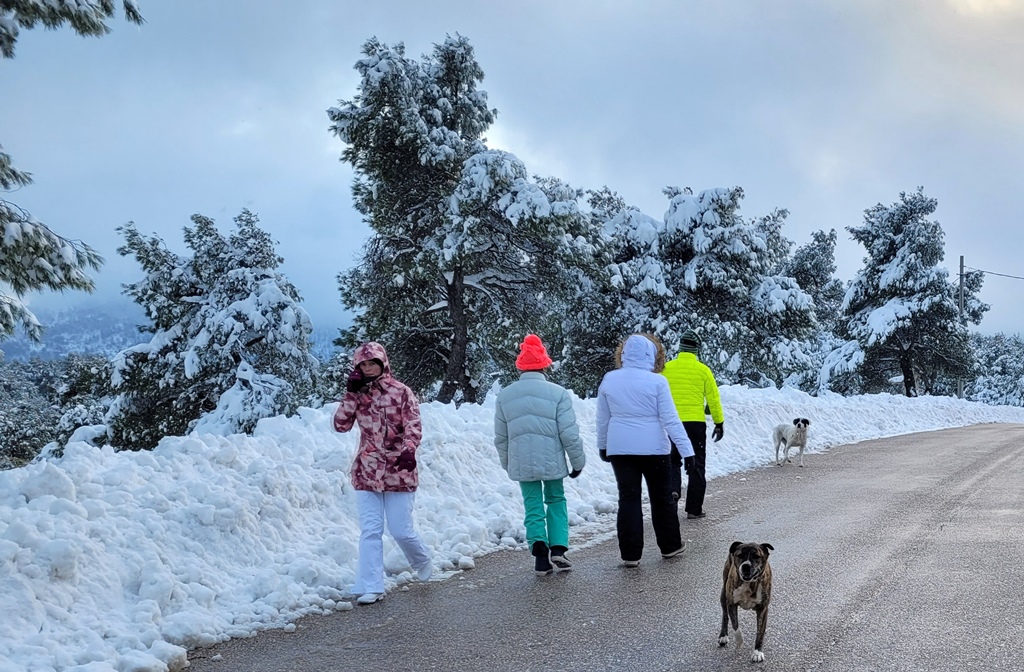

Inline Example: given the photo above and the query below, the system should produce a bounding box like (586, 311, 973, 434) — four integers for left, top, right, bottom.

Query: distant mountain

(2, 303, 345, 363)
(1, 304, 148, 361)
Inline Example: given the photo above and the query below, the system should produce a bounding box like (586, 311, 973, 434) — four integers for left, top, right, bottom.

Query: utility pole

(958, 255, 965, 399)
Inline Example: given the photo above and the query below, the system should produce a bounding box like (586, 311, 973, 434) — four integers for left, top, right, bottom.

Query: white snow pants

(353, 490, 431, 595)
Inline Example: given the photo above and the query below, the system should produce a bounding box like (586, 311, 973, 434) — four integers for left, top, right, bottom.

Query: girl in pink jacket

(333, 341, 432, 605)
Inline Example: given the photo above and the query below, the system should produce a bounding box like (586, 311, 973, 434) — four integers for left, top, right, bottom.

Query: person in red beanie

(494, 334, 586, 575)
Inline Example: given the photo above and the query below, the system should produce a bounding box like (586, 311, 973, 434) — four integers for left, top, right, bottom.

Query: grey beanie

(679, 329, 701, 354)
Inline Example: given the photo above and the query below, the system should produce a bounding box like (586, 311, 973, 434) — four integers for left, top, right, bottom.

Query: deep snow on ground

(3, 386, 1024, 672)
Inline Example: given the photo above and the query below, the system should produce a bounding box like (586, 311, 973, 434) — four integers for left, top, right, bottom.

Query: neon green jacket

(661, 352, 724, 424)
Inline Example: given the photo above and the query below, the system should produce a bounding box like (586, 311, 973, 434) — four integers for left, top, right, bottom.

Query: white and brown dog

(772, 418, 811, 467)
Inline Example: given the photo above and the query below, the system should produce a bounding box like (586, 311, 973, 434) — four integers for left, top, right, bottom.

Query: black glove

(599, 449, 610, 463)
(395, 451, 417, 472)
(346, 368, 366, 393)
(712, 422, 724, 442)
(569, 468, 582, 479)
(683, 455, 696, 474)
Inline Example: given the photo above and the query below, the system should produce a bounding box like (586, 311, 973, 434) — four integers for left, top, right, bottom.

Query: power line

(964, 266, 1024, 282)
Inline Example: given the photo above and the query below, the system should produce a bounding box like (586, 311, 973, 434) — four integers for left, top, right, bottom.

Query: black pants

(609, 454, 682, 561)
(670, 422, 709, 516)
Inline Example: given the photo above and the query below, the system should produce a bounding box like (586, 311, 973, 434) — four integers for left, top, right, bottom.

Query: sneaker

(662, 544, 686, 559)
(416, 563, 433, 582)
(622, 559, 640, 568)
(532, 541, 553, 576)
(686, 512, 706, 519)
(550, 546, 572, 571)
(356, 593, 384, 605)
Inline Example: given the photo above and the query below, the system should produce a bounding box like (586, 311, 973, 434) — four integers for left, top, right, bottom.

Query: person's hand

(683, 455, 696, 474)
(599, 449, 610, 463)
(712, 422, 724, 442)
(395, 452, 417, 472)
(569, 468, 582, 479)
(346, 368, 366, 393)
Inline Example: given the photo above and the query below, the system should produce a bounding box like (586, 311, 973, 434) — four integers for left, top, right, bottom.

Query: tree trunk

(437, 271, 468, 404)
(899, 352, 917, 397)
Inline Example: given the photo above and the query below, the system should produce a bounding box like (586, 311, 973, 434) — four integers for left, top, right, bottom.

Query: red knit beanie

(515, 334, 552, 371)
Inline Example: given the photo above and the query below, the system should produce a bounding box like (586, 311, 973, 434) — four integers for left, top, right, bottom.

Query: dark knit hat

(680, 329, 702, 354)
(515, 334, 553, 371)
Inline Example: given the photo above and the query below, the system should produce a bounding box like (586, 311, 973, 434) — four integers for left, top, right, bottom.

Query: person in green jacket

(661, 329, 724, 519)
(494, 334, 586, 575)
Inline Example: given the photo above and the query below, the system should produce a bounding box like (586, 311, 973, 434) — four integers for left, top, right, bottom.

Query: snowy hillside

(2, 387, 1024, 672)
(0, 303, 343, 363)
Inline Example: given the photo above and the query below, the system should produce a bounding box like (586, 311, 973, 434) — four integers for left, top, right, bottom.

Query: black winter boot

(532, 541, 553, 576)
(549, 545, 572, 571)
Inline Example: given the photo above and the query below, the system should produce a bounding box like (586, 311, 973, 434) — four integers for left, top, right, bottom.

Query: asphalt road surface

(186, 424, 1024, 672)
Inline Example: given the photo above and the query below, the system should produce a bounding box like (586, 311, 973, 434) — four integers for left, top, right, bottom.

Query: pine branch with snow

(0, 0, 143, 58)
(2, 145, 104, 343)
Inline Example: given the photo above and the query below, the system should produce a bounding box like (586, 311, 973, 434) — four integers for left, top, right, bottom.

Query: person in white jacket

(597, 334, 695, 566)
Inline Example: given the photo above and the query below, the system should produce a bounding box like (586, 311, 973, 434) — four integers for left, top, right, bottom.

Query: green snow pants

(519, 479, 569, 549)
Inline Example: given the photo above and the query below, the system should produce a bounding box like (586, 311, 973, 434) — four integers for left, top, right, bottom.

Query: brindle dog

(719, 541, 774, 663)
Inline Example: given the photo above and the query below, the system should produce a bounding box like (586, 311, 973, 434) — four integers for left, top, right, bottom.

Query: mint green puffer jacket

(494, 372, 586, 482)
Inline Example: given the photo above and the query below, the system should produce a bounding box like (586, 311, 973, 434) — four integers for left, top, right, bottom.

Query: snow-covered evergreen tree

(312, 349, 353, 406)
(329, 35, 601, 403)
(968, 332, 1024, 406)
(555, 187, 636, 397)
(604, 186, 817, 387)
(52, 354, 113, 449)
(775, 229, 848, 391)
(0, 358, 56, 467)
(827, 188, 988, 397)
(107, 209, 318, 449)
(779, 229, 845, 335)
(2, 1, 142, 346)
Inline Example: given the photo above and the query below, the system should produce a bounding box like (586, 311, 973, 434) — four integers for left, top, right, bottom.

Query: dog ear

(792, 418, 799, 425)
(729, 541, 743, 554)
(760, 543, 774, 555)
(803, 418, 811, 425)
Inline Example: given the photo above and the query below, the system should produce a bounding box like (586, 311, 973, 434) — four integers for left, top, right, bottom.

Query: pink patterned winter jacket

(333, 342, 422, 492)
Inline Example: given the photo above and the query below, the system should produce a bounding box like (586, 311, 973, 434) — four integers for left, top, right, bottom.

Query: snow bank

(2, 387, 1023, 671)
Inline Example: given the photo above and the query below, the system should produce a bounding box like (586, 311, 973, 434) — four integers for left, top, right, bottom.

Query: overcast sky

(4, 0, 1024, 335)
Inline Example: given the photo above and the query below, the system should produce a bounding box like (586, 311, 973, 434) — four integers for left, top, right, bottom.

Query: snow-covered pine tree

(441, 155, 599, 395)
(106, 209, 318, 449)
(329, 35, 600, 403)
(1, 1, 143, 347)
(602, 193, 681, 346)
(52, 354, 113, 449)
(659, 187, 817, 387)
(593, 186, 817, 388)
(968, 332, 1024, 406)
(556, 187, 638, 397)
(779, 229, 845, 335)
(775, 229, 848, 391)
(0, 357, 59, 467)
(329, 35, 493, 403)
(830, 188, 988, 397)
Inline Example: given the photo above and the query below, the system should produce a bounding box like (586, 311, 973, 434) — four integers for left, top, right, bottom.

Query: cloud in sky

(4, 0, 1023, 334)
